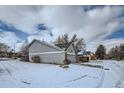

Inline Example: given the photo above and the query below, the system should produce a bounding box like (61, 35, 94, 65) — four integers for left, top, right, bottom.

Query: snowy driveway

(0, 59, 124, 88)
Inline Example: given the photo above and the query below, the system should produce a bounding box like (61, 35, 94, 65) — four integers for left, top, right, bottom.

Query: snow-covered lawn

(0, 59, 124, 88)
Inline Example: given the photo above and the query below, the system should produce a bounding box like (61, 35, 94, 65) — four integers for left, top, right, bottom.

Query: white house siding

(67, 53, 76, 63)
(66, 44, 76, 63)
(67, 44, 75, 53)
(29, 40, 76, 64)
(29, 51, 65, 64)
(29, 52, 76, 64)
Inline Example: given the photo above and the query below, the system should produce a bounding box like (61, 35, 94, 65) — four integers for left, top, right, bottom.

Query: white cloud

(15, 41, 26, 52)
(0, 5, 43, 34)
(0, 5, 123, 52)
(41, 6, 123, 42)
(40, 6, 124, 53)
(0, 31, 21, 49)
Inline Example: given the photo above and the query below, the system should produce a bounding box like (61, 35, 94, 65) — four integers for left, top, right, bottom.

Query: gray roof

(28, 39, 63, 51)
(78, 51, 92, 55)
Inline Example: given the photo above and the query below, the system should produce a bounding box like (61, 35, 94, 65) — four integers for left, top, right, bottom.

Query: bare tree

(75, 38, 86, 52)
(54, 33, 69, 49)
(54, 33, 85, 51)
(108, 43, 124, 60)
(0, 43, 10, 57)
(20, 40, 29, 62)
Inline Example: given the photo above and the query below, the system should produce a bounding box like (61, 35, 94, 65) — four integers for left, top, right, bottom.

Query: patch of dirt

(60, 65, 69, 68)
(21, 81, 31, 85)
(80, 64, 103, 69)
(104, 68, 110, 70)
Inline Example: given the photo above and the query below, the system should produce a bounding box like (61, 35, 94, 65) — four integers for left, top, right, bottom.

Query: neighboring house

(0, 51, 8, 58)
(77, 51, 96, 62)
(28, 35, 77, 64)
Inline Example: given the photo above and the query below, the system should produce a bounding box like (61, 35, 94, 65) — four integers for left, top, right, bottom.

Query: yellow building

(77, 51, 96, 62)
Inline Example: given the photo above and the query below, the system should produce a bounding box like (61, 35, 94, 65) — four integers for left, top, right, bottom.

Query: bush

(31, 56, 41, 63)
(79, 56, 89, 62)
(63, 59, 71, 65)
(20, 55, 29, 62)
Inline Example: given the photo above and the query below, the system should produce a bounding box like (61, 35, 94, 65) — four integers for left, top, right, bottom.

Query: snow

(0, 59, 124, 88)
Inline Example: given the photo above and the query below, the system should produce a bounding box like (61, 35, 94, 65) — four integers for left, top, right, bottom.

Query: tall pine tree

(95, 44, 106, 60)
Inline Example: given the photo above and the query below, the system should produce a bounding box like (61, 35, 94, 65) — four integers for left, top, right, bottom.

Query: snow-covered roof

(78, 51, 92, 56)
(78, 51, 84, 55)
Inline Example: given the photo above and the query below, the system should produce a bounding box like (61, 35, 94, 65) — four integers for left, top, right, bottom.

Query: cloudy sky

(0, 5, 124, 52)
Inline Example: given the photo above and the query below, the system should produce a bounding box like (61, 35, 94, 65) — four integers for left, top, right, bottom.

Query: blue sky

(0, 5, 123, 52)
(0, 20, 28, 41)
(106, 28, 124, 39)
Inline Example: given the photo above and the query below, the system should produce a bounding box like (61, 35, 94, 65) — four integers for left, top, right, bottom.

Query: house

(77, 51, 96, 62)
(28, 35, 77, 65)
